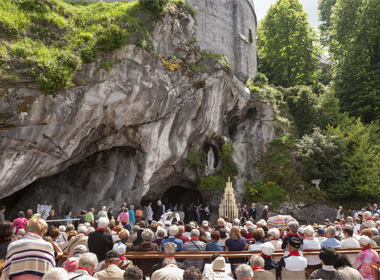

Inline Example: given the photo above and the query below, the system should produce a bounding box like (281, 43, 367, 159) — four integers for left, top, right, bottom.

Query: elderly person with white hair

(42, 267, 68, 280)
(151, 257, 184, 280)
(320, 226, 341, 248)
(183, 229, 206, 271)
(236, 264, 253, 280)
(153, 227, 167, 247)
(67, 253, 98, 279)
(363, 211, 376, 228)
(302, 226, 322, 269)
(68, 225, 89, 258)
(250, 254, 275, 280)
(160, 225, 183, 251)
(203, 257, 233, 280)
(268, 228, 282, 250)
(281, 221, 302, 252)
(353, 235, 379, 280)
(88, 217, 113, 262)
(134, 229, 159, 274)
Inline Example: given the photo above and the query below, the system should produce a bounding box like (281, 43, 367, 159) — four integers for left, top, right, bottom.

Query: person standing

(204, 205, 211, 221)
(85, 208, 95, 227)
(128, 205, 135, 227)
(135, 206, 143, 224)
(337, 206, 344, 222)
(156, 200, 164, 221)
(196, 204, 203, 225)
(262, 205, 269, 221)
(0, 205, 6, 223)
(249, 203, 257, 223)
(147, 202, 154, 225)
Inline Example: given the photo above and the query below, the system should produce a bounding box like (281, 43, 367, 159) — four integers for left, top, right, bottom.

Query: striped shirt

(183, 239, 206, 271)
(1, 232, 55, 280)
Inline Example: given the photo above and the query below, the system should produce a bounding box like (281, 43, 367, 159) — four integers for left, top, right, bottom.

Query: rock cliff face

(0, 8, 276, 219)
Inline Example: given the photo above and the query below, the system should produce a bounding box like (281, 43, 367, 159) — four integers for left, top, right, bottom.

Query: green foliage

(256, 134, 307, 192)
(190, 50, 232, 74)
(317, 0, 337, 46)
(171, 0, 196, 17)
(329, 0, 380, 123)
(257, 0, 320, 87)
(139, 0, 169, 16)
(249, 28, 254, 44)
(246, 180, 287, 207)
(183, 147, 206, 170)
(96, 24, 128, 51)
(37, 53, 81, 93)
(1, 0, 157, 93)
(199, 142, 239, 190)
(252, 72, 268, 88)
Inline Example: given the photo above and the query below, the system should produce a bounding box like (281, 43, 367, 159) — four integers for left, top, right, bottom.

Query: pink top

(354, 247, 380, 280)
(119, 212, 129, 223)
(12, 217, 28, 235)
(13, 275, 42, 280)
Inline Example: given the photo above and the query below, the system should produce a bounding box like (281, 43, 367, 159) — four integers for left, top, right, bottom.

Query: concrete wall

(65, 0, 257, 81)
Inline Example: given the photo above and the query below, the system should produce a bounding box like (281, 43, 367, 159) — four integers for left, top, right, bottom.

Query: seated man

(206, 231, 225, 251)
(151, 257, 184, 280)
(93, 250, 124, 279)
(308, 247, 344, 280)
(2, 217, 55, 280)
(250, 255, 275, 280)
(151, 242, 186, 275)
(88, 217, 113, 262)
(259, 242, 279, 278)
(124, 266, 143, 280)
(203, 257, 233, 280)
(235, 264, 253, 280)
(279, 236, 307, 272)
(341, 226, 360, 248)
(320, 226, 341, 248)
(183, 267, 203, 280)
(183, 229, 206, 271)
(160, 225, 183, 252)
(67, 252, 98, 279)
(68, 225, 89, 257)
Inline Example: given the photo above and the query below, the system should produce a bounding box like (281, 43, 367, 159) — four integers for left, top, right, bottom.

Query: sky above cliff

(253, 0, 322, 30)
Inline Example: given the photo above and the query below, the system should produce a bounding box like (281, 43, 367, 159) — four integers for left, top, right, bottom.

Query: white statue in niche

(207, 147, 214, 170)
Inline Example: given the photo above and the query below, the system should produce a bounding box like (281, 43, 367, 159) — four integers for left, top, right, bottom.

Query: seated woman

(248, 228, 265, 251)
(225, 226, 247, 267)
(268, 228, 282, 250)
(353, 235, 379, 280)
(134, 229, 159, 275)
(334, 253, 363, 280)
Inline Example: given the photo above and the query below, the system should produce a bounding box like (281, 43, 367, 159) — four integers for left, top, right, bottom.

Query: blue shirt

(160, 237, 183, 252)
(320, 237, 341, 248)
(128, 210, 135, 224)
(206, 241, 225, 251)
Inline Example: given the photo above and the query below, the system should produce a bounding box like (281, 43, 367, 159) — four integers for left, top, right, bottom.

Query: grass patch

(0, 0, 167, 93)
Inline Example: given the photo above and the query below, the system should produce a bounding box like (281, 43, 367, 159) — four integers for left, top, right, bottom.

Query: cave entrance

(161, 186, 202, 210)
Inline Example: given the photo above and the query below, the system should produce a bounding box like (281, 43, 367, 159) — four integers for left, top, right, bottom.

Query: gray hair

(124, 266, 143, 280)
(66, 224, 75, 231)
(364, 211, 372, 218)
(236, 264, 253, 280)
(335, 225, 342, 232)
(247, 226, 255, 233)
(142, 229, 154, 242)
(78, 253, 98, 270)
(59, 225, 66, 232)
(129, 205, 134, 210)
(304, 226, 314, 237)
(250, 255, 265, 268)
(98, 217, 109, 229)
(78, 226, 88, 234)
(132, 225, 140, 232)
(168, 225, 178, 236)
(268, 228, 280, 239)
(162, 257, 176, 266)
(371, 228, 379, 236)
(156, 228, 166, 238)
(326, 226, 336, 236)
(347, 216, 353, 222)
(88, 227, 95, 233)
(233, 218, 240, 226)
(288, 221, 299, 233)
(190, 229, 200, 238)
(42, 267, 68, 280)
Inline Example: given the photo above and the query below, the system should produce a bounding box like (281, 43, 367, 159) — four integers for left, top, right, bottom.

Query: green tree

(257, 0, 320, 87)
(329, 0, 380, 123)
(317, 0, 337, 45)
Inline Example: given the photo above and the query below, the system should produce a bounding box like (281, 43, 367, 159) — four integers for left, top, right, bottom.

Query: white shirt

(341, 237, 360, 248)
(151, 264, 184, 280)
(354, 224, 361, 235)
(303, 237, 321, 265)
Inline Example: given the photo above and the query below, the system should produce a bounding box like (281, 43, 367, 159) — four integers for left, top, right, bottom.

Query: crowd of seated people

(0, 204, 380, 279)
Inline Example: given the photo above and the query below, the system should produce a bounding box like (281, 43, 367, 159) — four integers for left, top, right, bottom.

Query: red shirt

(175, 234, 190, 244)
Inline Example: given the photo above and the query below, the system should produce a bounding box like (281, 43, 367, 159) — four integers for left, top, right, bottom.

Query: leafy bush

(80, 45, 99, 63)
(246, 180, 287, 207)
(37, 53, 81, 93)
(139, 0, 169, 16)
(253, 72, 268, 87)
(96, 24, 128, 51)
